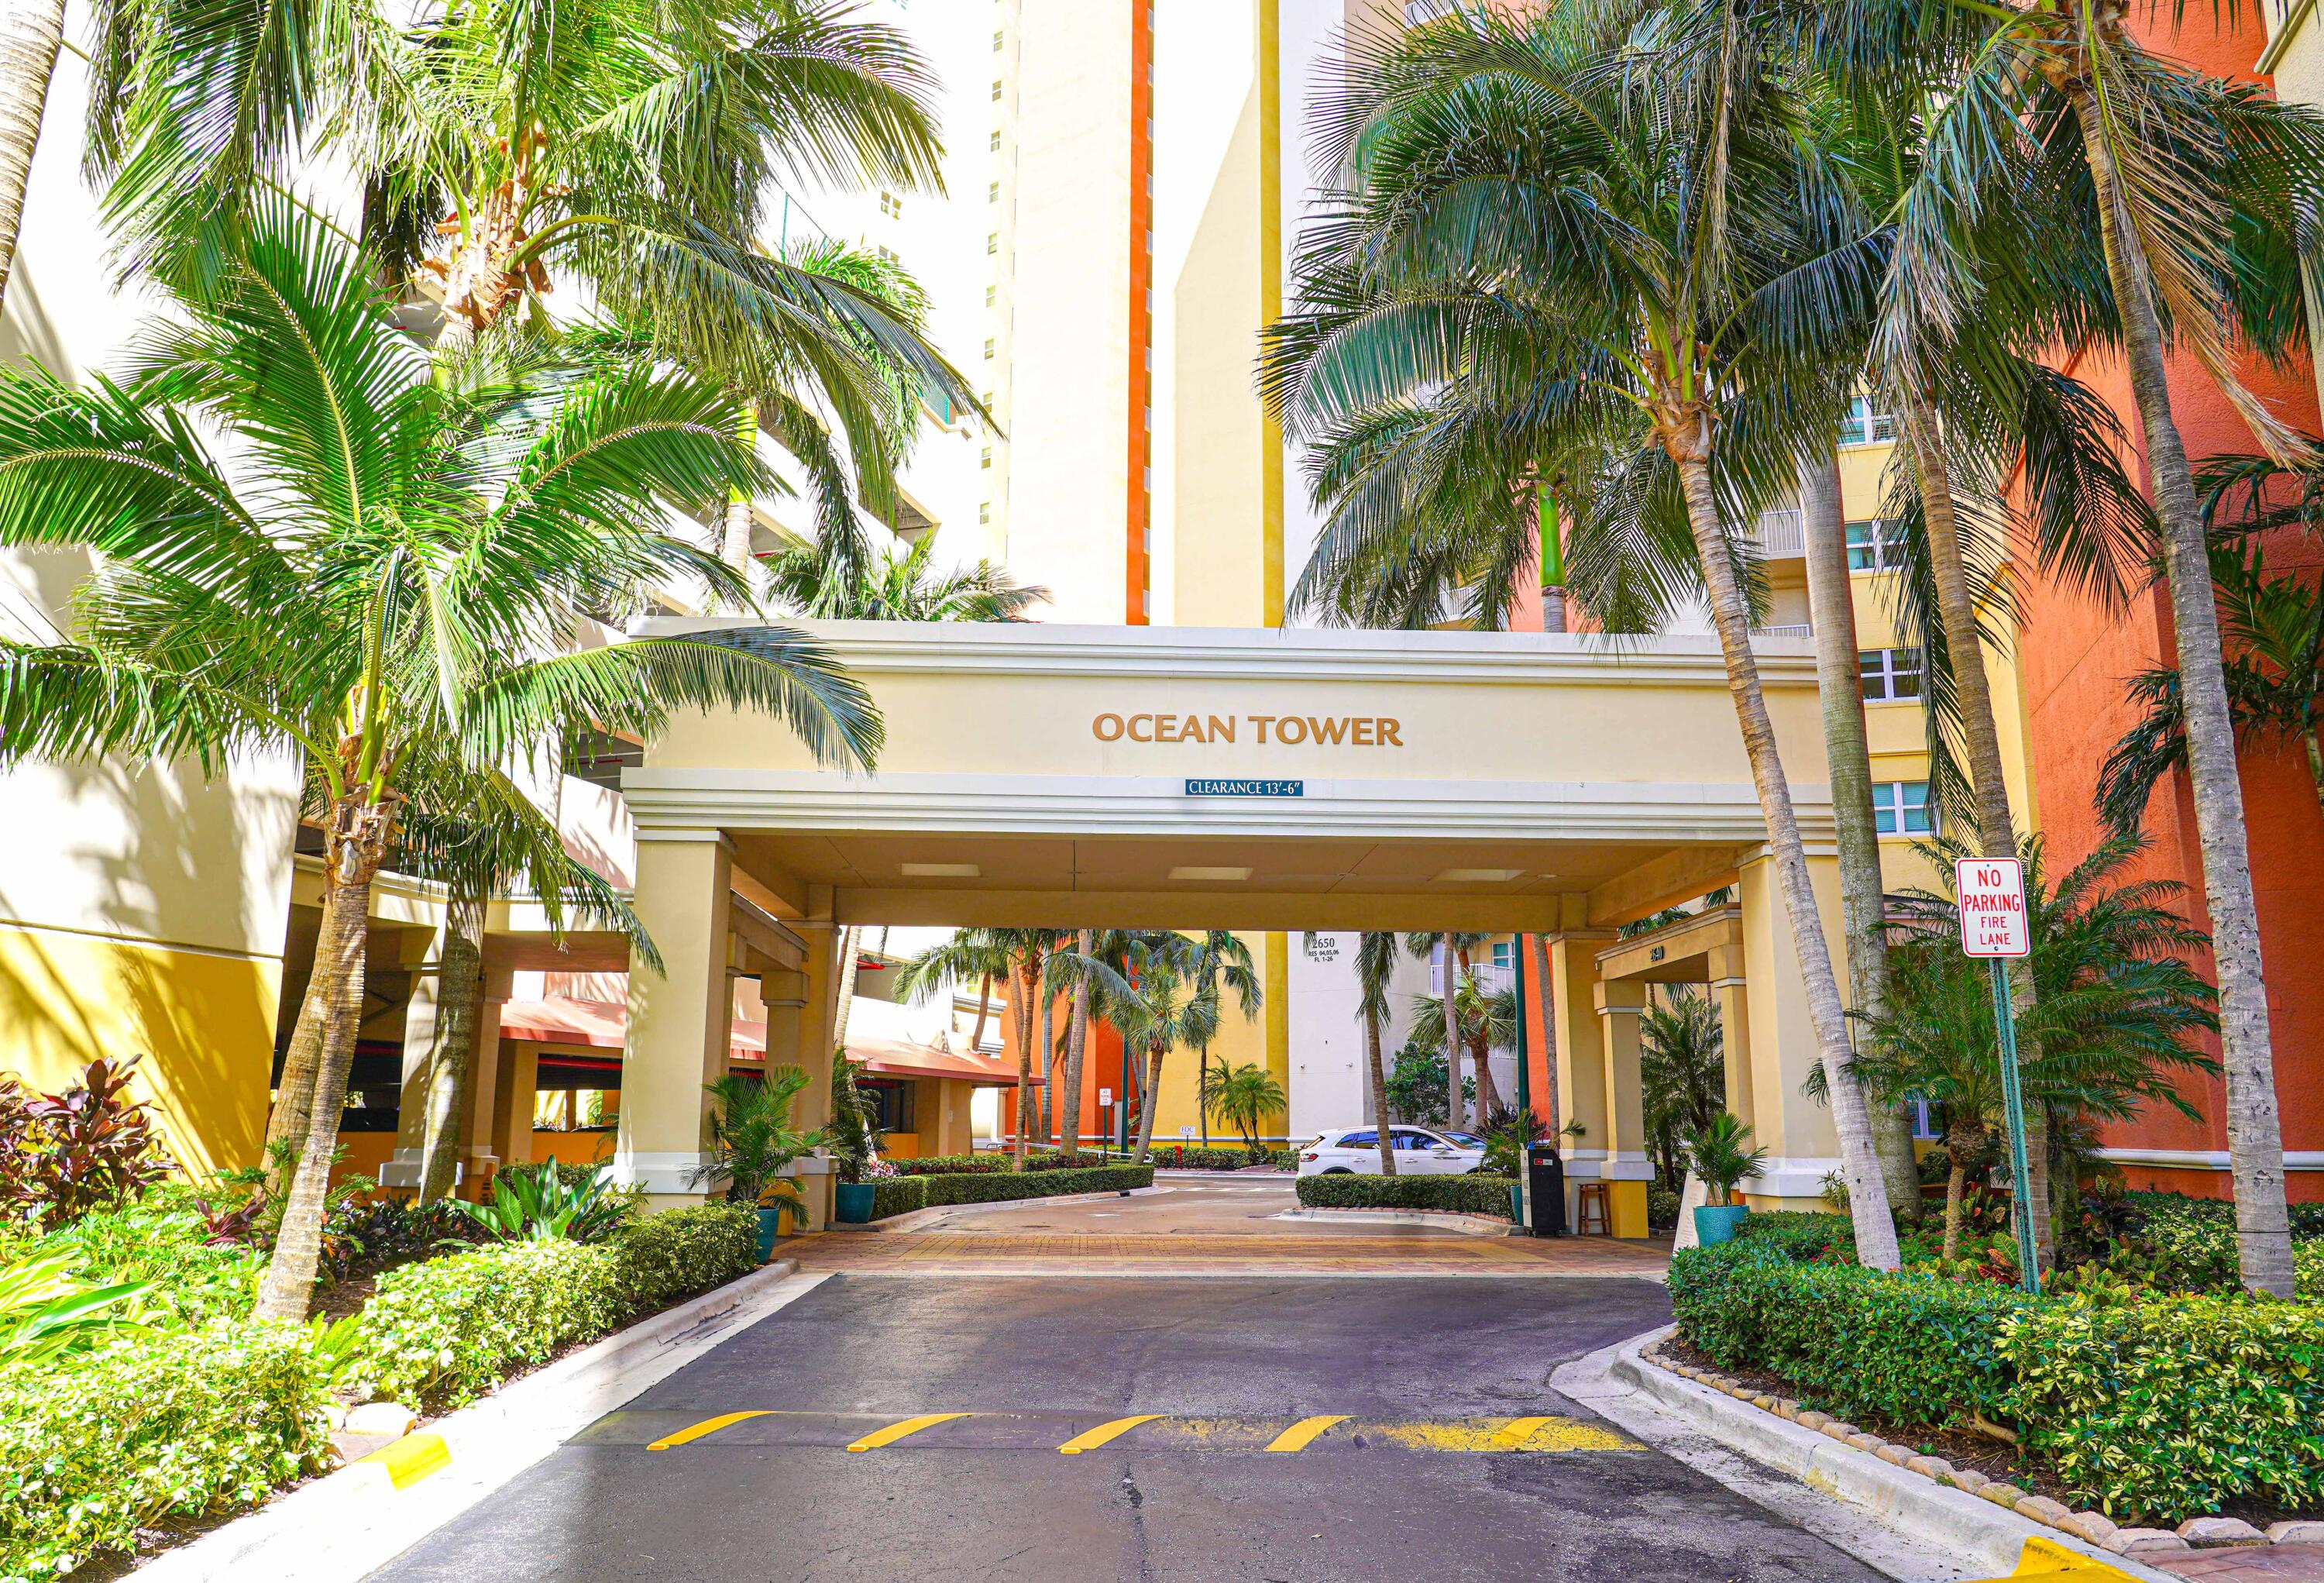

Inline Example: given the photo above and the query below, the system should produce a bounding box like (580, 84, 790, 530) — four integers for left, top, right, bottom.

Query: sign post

(1955, 856, 2040, 1295)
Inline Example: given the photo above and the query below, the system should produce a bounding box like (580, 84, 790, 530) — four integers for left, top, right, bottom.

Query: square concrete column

(1735, 846, 1847, 1207)
(1593, 977, 1654, 1237)
(385, 929, 444, 1190)
(488, 1041, 538, 1172)
(1545, 929, 1614, 1231)
(614, 831, 734, 1206)
(1707, 943, 1753, 1131)
(457, 983, 509, 1197)
(782, 913, 841, 1230)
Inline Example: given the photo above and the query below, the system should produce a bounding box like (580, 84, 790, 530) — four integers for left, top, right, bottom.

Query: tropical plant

(826, 1044, 883, 1187)
(765, 535, 1047, 624)
(1264, 6, 1903, 1268)
(1683, 1113, 1769, 1206)
(897, 927, 1061, 1165)
(1167, 932, 1260, 1148)
(1405, 969, 1516, 1125)
(1384, 1039, 1474, 1128)
(0, 1055, 168, 1231)
(0, 204, 878, 1321)
(1205, 1062, 1287, 1155)
(1401, 932, 1492, 1126)
(1353, 931, 1398, 1174)
(449, 1161, 630, 1244)
(693, 1067, 823, 1212)
(1480, 1103, 1548, 1178)
(1837, 835, 2221, 1261)
(1640, 991, 1726, 1192)
(1105, 947, 1222, 1164)
(0, 1247, 155, 1371)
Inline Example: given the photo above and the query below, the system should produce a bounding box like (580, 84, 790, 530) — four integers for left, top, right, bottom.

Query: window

(1391, 1130, 1435, 1151)
(978, 502, 991, 525)
(991, 79, 1002, 101)
(987, 232, 999, 255)
(985, 285, 997, 307)
(992, 27, 1003, 49)
(988, 181, 1000, 203)
(980, 446, 992, 470)
(1859, 648, 1923, 702)
(990, 129, 1002, 152)
(1340, 1129, 1379, 1148)
(983, 338, 995, 360)
(1872, 780, 1935, 837)
(1846, 518, 1902, 573)
(1490, 941, 1512, 970)
(1838, 395, 1896, 447)
(877, 191, 901, 219)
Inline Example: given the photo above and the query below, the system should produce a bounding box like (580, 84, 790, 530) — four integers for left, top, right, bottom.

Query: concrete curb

(823, 1184, 1161, 1234)
(134, 1260, 827, 1583)
(1273, 1207, 1515, 1237)
(1593, 1330, 2176, 1583)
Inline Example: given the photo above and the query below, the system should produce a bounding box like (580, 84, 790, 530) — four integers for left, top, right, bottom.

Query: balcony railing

(1748, 508, 1804, 559)
(1751, 622, 1813, 639)
(1431, 959, 1515, 996)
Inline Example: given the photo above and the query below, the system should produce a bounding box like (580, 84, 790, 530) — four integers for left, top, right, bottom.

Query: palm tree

(894, 928, 1017, 1065)
(1208, 1062, 1287, 1155)
(1406, 969, 1514, 1123)
(1639, 991, 1726, 1192)
(766, 535, 1047, 625)
(1170, 932, 1260, 1148)
(1401, 932, 1490, 1127)
(1102, 944, 1220, 1165)
(1854, 0, 2324, 1297)
(1841, 835, 2221, 1261)
(1350, 932, 1398, 1174)
(0, 0, 62, 315)
(0, 201, 878, 1318)
(1264, 8, 1904, 1268)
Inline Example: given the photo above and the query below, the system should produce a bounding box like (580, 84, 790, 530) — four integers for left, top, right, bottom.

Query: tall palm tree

(894, 928, 1017, 1065)
(1352, 932, 1397, 1175)
(766, 535, 1047, 625)
(1265, 6, 1906, 1268)
(0, 0, 61, 314)
(1639, 990, 1726, 1192)
(1401, 932, 1490, 1127)
(1407, 969, 1514, 1122)
(1855, 0, 2324, 1296)
(1171, 931, 1260, 1148)
(0, 201, 878, 1317)
(1105, 955, 1220, 1165)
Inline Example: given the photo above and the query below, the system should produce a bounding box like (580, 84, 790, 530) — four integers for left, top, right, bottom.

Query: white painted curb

(1273, 1207, 1516, 1237)
(134, 1261, 829, 1583)
(1590, 1330, 2178, 1583)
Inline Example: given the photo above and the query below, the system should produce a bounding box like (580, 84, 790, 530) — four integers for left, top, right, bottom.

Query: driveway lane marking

(645, 1411, 774, 1451)
(846, 1412, 971, 1452)
(1263, 1414, 1349, 1453)
(1058, 1414, 1164, 1454)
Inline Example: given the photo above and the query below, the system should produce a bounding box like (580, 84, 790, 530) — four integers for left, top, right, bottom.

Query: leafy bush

(320, 1196, 480, 1281)
(2001, 1296, 2324, 1521)
(1646, 1184, 1680, 1231)
(0, 1320, 327, 1579)
(1736, 1210, 1856, 1261)
(607, 1205, 758, 1313)
(889, 1153, 1009, 1176)
(453, 1161, 631, 1244)
(0, 1057, 169, 1234)
(1293, 1173, 1515, 1218)
(352, 1241, 625, 1409)
(871, 1176, 928, 1220)
(1149, 1144, 1274, 1171)
(0, 1247, 154, 1371)
(917, 1165, 1153, 1206)
(35, 1193, 263, 1324)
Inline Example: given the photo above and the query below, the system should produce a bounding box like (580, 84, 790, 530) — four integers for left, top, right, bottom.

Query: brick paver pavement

(2152, 1545, 2324, 1581)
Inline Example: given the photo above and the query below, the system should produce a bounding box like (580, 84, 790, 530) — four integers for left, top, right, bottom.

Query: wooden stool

(1576, 1182, 1612, 1236)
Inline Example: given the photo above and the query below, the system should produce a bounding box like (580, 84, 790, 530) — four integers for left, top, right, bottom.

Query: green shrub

(609, 1205, 757, 1313)
(870, 1177, 928, 1220)
(2124, 1190, 2324, 1241)
(2001, 1295, 2324, 1521)
(889, 1153, 1009, 1176)
(352, 1241, 625, 1409)
(917, 1165, 1153, 1206)
(1149, 1144, 1275, 1171)
(1293, 1173, 1515, 1218)
(1670, 1243, 2028, 1429)
(1646, 1184, 1680, 1231)
(0, 1321, 327, 1579)
(34, 1196, 263, 1323)
(1735, 1210, 1855, 1261)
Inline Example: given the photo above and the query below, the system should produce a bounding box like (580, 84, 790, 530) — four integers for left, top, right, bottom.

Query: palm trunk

(970, 972, 992, 1054)
(1528, 933, 1561, 1158)
(2060, 81, 2294, 1294)
(1133, 1041, 1164, 1162)
(417, 889, 486, 1204)
(254, 796, 396, 1322)
(832, 926, 861, 1049)
(0, 0, 63, 314)
(1900, 394, 2055, 1264)
(1800, 451, 1922, 1220)
(1661, 411, 1901, 1270)
(1442, 950, 1463, 1128)
(1038, 988, 1055, 1148)
(1366, 1004, 1396, 1175)
(264, 906, 337, 1196)
(1198, 1055, 1211, 1147)
(721, 400, 759, 606)
(1011, 958, 1037, 1168)
(1468, 1031, 1503, 1117)
(1943, 1148, 1968, 1264)
(1058, 930, 1092, 1160)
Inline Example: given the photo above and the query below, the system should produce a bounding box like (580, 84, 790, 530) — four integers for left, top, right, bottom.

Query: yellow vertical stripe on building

(646, 1410, 773, 1451)
(1263, 1414, 1349, 1453)
(845, 1413, 971, 1452)
(1264, 930, 1290, 1082)
(1058, 1414, 1164, 1454)
(1257, 0, 1284, 628)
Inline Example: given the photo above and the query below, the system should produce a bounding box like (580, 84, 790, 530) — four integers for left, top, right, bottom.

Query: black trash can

(1521, 1144, 1567, 1237)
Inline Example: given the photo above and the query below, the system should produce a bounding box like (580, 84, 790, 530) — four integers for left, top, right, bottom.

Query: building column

(614, 831, 734, 1207)
(783, 903, 841, 1230)
(1545, 927, 1615, 1228)
(489, 1040, 538, 1173)
(384, 927, 445, 1190)
(1707, 943, 1753, 1131)
(456, 976, 511, 1197)
(1735, 845, 1848, 1208)
(1594, 977, 1654, 1237)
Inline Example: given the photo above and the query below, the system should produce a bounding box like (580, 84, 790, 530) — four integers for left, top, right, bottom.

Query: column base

(612, 1150, 712, 1196)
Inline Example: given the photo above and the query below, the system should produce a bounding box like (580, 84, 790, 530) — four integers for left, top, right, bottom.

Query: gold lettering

(1378, 718, 1402, 746)
(1250, 714, 1275, 742)
(1178, 714, 1207, 744)
(1308, 716, 1347, 745)
(1129, 714, 1154, 742)
(1154, 714, 1178, 743)
(1208, 714, 1235, 743)
(1276, 716, 1308, 745)
(1094, 714, 1125, 742)
(1353, 718, 1375, 746)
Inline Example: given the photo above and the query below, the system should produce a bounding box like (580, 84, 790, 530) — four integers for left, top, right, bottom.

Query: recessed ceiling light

(1169, 865, 1252, 881)
(1433, 867, 1524, 883)
(900, 862, 979, 879)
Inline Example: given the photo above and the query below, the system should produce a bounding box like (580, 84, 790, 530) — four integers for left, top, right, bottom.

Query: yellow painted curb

(359, 1431, 452, 1491)
(1959, 1536, 2140, 1581)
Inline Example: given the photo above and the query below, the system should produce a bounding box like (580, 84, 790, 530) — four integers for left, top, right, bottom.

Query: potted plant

(693, 1066, 822, 1260)
(1683, 1111, 1768, 1246)
(827, 1046, 885, 1223)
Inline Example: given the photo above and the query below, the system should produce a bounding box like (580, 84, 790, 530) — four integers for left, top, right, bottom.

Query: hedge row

(1, 1204, 759, 1579)
(1293, 1173, 1515, 1218)
(920, 1164, 1153, 1206)
(887, 1153, 1010, 1176)
(1670, 1233, 2324, 1521)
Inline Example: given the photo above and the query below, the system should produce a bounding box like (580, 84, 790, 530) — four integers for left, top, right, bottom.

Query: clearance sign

(1955, 857, 2031, 958)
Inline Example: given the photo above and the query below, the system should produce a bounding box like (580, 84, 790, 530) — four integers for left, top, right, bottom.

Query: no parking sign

(1954, 856, 2030, 958)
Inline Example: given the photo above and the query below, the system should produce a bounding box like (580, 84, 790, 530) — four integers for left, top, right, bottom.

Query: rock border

(1639, 1337, 2324, 1558)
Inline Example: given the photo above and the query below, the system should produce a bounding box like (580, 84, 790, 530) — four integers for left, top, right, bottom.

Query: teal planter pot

(754, 1206, 786, 1261)
(1693, 1203, 1749, 1246)
(1508, 1182, 1525, 1226)
(834, 1182, 876, 1224)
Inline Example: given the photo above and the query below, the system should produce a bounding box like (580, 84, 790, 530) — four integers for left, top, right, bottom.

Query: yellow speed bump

(647, 1411, 773, 1451)
(1263, 1415, 1349, 1453)
(846, 1413, 971, 1452)
(1058, 1415, 1164, 1454)
(360, 1431, 452, 1490)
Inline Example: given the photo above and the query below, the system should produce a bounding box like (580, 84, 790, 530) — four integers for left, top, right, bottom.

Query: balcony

(1750, 622, 1813, 639)
(1748, 508, 1803, 559)
(1430, 958, 1515, 996)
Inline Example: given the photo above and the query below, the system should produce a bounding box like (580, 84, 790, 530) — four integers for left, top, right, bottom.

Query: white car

(1298, 1125, 1487, 1176)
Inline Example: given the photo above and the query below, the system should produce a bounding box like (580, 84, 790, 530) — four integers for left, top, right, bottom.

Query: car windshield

(1442, 1132, 1486, 1148)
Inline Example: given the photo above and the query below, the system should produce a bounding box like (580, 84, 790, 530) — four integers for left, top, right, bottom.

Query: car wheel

(1322, 1167, 1353, 1175)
